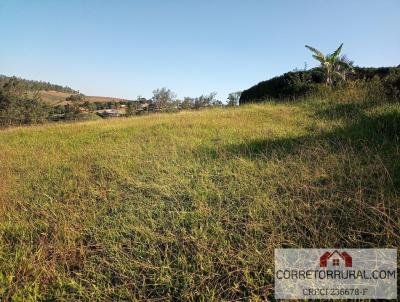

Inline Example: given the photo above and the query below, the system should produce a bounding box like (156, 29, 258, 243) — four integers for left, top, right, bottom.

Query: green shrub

(240, 68, 324, 103)
(239, 66, 400, 104)
(383, 68, 400, 99)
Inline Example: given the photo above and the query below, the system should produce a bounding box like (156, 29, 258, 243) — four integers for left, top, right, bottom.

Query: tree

(152, 87, 176, 110)
(305, 43, 354, 85)
(0, 78, 50, 126)
(227, 91, 242, 106)
(211, 99, 223, 107)
(82, 101, 97, 111)
(180, 97, 194, 110)
(194, 92, 217, 109)
(1, 77, 29, 99)
(126, 101, 138, 116)
(0, 92, 49, 126)
(64, 103, 81, 120)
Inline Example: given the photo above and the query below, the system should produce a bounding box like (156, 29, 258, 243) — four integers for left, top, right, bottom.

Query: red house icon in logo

(320, 250, 352, 267)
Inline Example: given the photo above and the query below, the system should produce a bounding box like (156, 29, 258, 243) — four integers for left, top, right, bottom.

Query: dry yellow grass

(36, 90, 130, 106)
(0, 100, 399, 300)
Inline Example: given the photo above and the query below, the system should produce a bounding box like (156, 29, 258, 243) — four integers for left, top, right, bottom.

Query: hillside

(1, 76, 130, 106)
(37, 90, 131, 105)
(0, 99, 399, 300)
(0, 75, 77, 94)
(36, 90, 74, 105)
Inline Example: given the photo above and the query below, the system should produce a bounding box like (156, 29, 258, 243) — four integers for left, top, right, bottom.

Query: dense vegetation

(0, 88, 399, 299)
(0, 78, 51, 126)
(240, 65, 400, 104)
(0, 75, 77, 94)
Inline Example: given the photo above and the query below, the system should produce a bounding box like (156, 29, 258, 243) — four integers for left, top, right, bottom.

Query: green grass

(0, 99, 399, 300)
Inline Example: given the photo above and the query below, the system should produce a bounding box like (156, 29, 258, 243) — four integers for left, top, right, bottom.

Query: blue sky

(0, 1, 399, 100)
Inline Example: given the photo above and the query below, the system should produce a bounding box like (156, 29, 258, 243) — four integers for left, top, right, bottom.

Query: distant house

(97, 109, 120, 118)
(121, 98, 163, 115)
(78, 107, 89, 113)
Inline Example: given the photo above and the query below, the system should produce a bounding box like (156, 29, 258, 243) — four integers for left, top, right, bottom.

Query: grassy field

(0, 99, 399, 300)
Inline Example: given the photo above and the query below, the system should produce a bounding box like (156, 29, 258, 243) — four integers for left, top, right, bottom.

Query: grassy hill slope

(0, 99, 399, 300)
(36, 90, 73, 105)
(0, 76, 130, 105)
(37, 90, 130, 105)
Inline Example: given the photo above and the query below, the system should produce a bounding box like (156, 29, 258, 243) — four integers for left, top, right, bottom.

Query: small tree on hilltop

(305, 43, 354, 85)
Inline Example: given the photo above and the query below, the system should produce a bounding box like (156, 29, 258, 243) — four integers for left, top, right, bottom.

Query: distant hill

(0, 75, 78, 94)
(0, 75, 131, 105)
(84, 95, 131, 104)
(37, 90, 131, 106)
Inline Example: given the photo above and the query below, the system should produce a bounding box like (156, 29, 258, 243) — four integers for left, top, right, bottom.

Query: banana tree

(335, 54, 354, 81)
(305, 44, 354, 85)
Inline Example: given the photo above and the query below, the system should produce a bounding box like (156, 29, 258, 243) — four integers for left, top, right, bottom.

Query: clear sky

(0, 0, 399, 100)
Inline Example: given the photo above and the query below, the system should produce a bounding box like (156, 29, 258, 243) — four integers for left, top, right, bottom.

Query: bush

(240, 69, 324, 103)
(66, 94, 85, 102)
(239, 66, 400, 104)
(383, 68, 400, 99)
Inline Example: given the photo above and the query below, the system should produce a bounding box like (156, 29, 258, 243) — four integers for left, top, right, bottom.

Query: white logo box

(275, 248, 397, 300)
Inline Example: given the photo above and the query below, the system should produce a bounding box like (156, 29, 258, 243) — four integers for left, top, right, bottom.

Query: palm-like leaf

(305, 45, 325, 62)
(312, 54, 326, 64)
(305, 45, 324, 57)
(306, 46, 325, 65)
(327, 43, 343, 62)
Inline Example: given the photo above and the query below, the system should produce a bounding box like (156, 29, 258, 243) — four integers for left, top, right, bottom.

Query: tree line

(0, 75, 77, 94)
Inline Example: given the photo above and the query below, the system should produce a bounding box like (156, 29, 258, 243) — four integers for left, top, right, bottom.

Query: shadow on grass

(196, 102, 400, 250)
(222, 136, 307, 159)
(197, 102, 400, 186)
(198, 110, 399, 158)
(313, 100, 376, 121)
